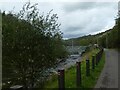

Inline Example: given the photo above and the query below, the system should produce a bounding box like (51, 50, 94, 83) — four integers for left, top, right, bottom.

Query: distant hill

(64, 29, 111, 46)
(64, 17, 119, 48)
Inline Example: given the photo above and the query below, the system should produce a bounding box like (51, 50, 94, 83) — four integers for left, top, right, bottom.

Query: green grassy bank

(44, 48, 105, 89)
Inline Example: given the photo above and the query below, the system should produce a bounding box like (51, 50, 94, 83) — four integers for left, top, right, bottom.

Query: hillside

(64, 29, 111, 46)
(64, 17, 119, 48)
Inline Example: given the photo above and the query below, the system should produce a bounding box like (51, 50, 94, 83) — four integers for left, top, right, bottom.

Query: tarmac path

(95, 49, 119, 89)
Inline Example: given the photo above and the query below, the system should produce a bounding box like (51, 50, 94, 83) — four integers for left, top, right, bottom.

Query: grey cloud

(63, 2, 96, 12)
(1, 1, 117, 39)
(64, 26, 84, 32)
(63, 25, 103, 38)
(62, 27, 94, 38)
(63, 32, 85, 39)
(62, 15, 115, 38)
(63, 2, 116, 13)
(61, 2, 117, 38)
(63, 26, 88, 38)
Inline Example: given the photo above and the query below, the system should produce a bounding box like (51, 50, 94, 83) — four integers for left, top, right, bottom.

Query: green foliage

(64, 35, 97, 46)
(2, 2, 68, 89)
(98, 36, 106, 48)
(98, 17, 119, 48)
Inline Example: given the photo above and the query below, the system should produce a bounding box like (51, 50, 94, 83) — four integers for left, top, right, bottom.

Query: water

(54, 55, 81, 70)
(66, 46, 87, 54)
(45, 46, 87, 75)
(44, 54, 81, 79)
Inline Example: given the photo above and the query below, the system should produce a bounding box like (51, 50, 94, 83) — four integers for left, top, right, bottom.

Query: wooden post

(92, 55, 95, 70)
(86, 59, 90, 76)
(76, 61, 82, 87)
(58, 69, 65, 90)
(95, 54, 98, 66)
(98, 51, 101, 63)
(100, 49, 103, 59)
(98, 52, 100, 63)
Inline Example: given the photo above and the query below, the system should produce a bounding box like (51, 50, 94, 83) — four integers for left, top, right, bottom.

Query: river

(44, 46, 87, 77)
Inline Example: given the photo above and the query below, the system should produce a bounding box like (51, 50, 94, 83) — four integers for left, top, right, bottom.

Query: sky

(0, 0, 119, 39)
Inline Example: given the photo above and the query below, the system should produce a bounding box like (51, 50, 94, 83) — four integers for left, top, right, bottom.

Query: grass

(44, 48, 105, 89)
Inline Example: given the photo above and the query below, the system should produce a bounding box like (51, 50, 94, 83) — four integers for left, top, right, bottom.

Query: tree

(2, 2, 67, 89)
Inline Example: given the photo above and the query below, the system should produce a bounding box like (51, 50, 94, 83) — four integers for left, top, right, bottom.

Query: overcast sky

(0, 0, 118, 39)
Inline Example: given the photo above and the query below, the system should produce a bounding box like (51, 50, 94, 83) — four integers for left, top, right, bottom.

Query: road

(95, 49, 119, 89)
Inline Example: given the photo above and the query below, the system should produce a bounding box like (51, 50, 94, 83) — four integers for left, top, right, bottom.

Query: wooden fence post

(58, 69, 65, 90)
(95, 54, 98, 66)
(92, 55, 95, 70)
(86, 59, 90, 76)
(76, 61, 82, 87)
(98, 52, 100, 63)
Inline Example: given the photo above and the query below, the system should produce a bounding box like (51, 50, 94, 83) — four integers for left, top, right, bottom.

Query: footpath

(95, 49, 119, 89)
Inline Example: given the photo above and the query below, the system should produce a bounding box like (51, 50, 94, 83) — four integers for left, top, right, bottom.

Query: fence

(58, 48, 103, 89)
(9, 48, 103, 90)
